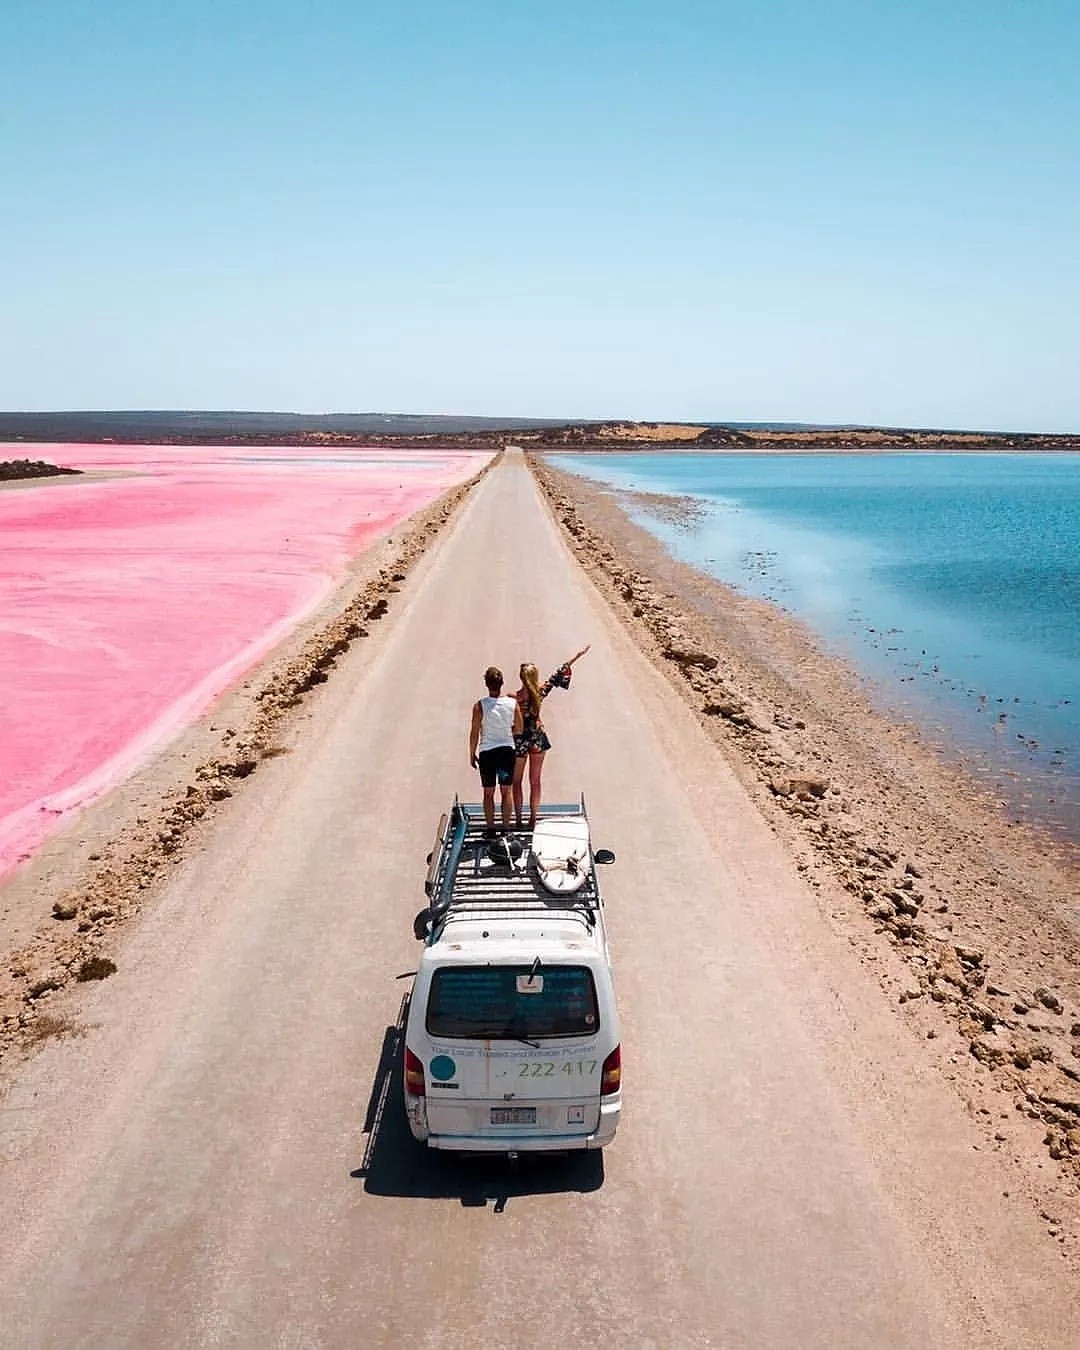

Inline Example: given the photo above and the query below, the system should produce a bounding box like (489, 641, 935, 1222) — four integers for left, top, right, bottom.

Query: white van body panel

(404, 803, 621, 1153)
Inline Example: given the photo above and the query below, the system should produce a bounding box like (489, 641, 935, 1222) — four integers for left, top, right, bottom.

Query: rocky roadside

(531, 454, 1080, 1203)
(0, 457, 495, 1067)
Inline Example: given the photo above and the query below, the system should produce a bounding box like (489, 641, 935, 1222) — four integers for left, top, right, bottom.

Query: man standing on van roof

(470, 666, 523, 837)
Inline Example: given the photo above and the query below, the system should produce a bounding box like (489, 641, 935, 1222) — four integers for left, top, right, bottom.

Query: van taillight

(600, 1044, 621, 1095)
(404, 1047, 425, 1097)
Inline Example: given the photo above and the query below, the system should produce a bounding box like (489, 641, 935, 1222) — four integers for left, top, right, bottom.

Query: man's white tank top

(478, 695, 516, 751)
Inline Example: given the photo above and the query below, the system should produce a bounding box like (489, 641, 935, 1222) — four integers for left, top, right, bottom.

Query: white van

(404, 799, 621, 1154)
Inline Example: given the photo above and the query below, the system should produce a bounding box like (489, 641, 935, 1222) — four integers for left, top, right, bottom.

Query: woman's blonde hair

(520, 663, 542, 718)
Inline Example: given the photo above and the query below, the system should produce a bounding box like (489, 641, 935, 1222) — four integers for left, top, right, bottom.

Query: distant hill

(0, 411, 1076, 452)
(502, 420, 1080, 452)
(0, 410, 573, 442)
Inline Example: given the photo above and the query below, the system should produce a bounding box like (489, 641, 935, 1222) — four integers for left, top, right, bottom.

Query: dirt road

(1, 451, 1075, 1348)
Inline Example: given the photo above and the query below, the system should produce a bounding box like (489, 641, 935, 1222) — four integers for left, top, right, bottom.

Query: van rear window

(426, 966, 598, 1040)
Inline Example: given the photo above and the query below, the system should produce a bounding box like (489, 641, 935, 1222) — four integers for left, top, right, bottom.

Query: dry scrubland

(529, 454, 1080, 1202)
(5, 414, 1080, 452)
(503, 421, 1080, 452)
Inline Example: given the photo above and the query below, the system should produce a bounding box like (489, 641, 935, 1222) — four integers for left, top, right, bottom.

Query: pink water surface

(0, 443, 489, 873)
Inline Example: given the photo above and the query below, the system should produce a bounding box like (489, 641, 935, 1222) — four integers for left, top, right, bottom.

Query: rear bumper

(406, 1094, 620, 1152)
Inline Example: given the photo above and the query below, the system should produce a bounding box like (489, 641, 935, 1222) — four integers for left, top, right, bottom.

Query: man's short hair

(484, 665, 503, 692)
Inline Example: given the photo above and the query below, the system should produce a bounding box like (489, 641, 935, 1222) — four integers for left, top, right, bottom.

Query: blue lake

(549, 452, 1080, 840)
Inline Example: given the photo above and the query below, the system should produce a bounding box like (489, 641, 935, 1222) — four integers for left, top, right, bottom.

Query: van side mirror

(594, 848, 615, 865)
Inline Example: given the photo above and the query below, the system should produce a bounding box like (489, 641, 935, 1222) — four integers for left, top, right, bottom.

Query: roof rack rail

(413, 796, 603, 942)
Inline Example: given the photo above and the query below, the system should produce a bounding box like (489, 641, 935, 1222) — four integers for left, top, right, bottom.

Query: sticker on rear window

(516, 973, 544, 994)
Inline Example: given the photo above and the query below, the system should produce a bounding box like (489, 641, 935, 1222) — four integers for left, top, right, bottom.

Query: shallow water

(550, 452, 1080, 840)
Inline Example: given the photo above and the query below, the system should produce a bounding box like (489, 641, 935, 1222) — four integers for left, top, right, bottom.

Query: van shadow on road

(350, 993, 605, 1209)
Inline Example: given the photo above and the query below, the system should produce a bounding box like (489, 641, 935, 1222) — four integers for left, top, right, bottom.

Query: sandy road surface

(1, 452, 1076, 1348)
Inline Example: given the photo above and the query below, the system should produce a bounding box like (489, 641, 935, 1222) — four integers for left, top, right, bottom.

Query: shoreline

(600, 478, 1079, 847)
(0, 455, 496, 1069)
(0, 458, 81, 482)
(530, 453, 1080, 1187)
(539, 443, 1080, 456)
(0, 445, 490, 874)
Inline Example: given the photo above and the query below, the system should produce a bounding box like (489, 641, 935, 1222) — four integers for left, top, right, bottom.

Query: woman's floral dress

(514, 663, 572, 755)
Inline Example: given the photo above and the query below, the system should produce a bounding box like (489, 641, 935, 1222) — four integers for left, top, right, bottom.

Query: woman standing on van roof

(512, 645, 591, 830)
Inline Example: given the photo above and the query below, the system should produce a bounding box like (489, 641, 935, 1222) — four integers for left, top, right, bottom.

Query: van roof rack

(414, 796, 605, 941)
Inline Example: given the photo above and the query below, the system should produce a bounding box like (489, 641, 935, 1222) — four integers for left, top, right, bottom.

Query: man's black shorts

(477, 745, 516, 788)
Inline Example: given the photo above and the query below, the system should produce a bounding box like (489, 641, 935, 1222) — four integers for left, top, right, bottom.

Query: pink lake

(0, 443, 490, 874)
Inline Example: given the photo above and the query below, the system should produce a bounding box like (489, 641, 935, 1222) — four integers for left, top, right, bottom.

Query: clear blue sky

(3, 0, 1078, 429)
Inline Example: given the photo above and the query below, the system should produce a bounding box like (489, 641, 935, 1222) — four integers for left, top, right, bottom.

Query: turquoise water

(550, 453, 1080, 839)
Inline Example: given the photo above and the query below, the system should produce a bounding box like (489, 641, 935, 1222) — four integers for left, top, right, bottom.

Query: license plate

(490, 1107, 536, 1125)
